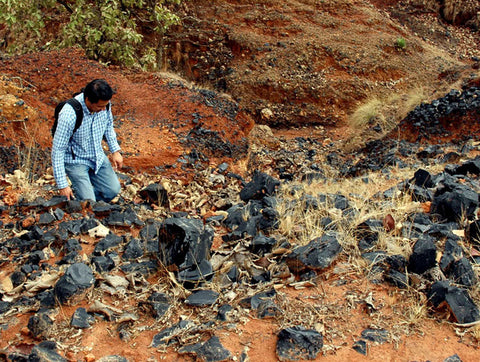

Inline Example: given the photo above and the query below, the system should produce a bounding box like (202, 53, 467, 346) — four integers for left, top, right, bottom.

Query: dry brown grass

(344, 87, 429, 151)
(273, 160, 480, 342)
(275, 165, 424, 253)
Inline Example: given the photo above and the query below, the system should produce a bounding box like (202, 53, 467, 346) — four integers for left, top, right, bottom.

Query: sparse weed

(468, 259, 480, 310)
(17, 123, 39, 182)
(395, 37, 407, 50)
(4, 129, 50, 202)
(403, 86, 428, 115)
(396, 287, 429, 328)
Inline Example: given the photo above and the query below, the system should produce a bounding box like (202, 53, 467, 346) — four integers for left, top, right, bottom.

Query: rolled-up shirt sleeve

(51, 106, 76, 189)
(104, 106, 121, 154)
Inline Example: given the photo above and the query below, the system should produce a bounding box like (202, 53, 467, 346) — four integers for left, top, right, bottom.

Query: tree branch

(56, 0, 73, 14)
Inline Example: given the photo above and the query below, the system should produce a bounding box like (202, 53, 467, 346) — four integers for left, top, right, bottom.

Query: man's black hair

(84, 79, 114, 103)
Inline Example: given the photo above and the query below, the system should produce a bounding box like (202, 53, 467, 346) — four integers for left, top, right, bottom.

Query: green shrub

(395, 37, 407, 50)
(0, 0, 182, 70)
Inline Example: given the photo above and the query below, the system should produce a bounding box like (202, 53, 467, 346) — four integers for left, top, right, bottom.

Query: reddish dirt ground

(1, 259, 479, 361)
(1, 1, 480, 361)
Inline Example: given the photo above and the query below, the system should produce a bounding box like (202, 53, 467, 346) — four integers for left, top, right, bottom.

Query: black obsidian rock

(54, 263, 94, 304)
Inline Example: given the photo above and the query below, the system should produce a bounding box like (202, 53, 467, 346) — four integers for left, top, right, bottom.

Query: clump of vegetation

(349, 97, 384, 131)
(395, 37, 407, 50)
(273, 162, 480, 335)
(0, 0, 182, 70)
(344, 87, 428, 151)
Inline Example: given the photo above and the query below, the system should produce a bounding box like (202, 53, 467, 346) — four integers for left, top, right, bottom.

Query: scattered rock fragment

(53, 263, 95, 305)
(408, 236, 437, 274)
(248, 124, 281, 151)
(179, 335, 231, 362)
(122, 238, 144, 260)
(27, 310, 54, 339)
(239, 289, 276, 310)
(250, 234, 277, 256)
(286, 232, 342, 273)
(71, 307, 94, 329)
(139, 183, 169, 207)
(104, 206, 144, 227)
(360, 328, 389, 344)
(440, 238, 464, 273)
(150, 320, 194, 348)
(239, 170, 280, 202)
(444, 354, 463, 362)
(431, 181, 479, 222)
(428, 281, 480, 324)
(353, 328, 388, 356)
(385, 269, 409, 289)
(216, 304, 233, 322)
(352, 339, 367, 355)
(29, 341, 67, 362)
(97, 356, 129, 362)
(185, 289, 219, 306)
(448, 257, 477, 288)
(93, 233, 123, 255)
(355, 218, 382, 251)
(142, 292, 171, 319)
(276, 326, 323, 361)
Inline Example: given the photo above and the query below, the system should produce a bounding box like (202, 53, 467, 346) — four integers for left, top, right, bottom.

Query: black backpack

(51, 98, 84, 138)
(52, 96, 111, 139)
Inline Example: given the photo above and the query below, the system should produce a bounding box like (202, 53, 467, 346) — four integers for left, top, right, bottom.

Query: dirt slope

(0, 0, 479, 172)
(163, 0, 480, 128)
(0, 48, 254, 175)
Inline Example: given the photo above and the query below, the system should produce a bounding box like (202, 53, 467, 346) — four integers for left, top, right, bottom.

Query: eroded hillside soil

(0, 48, 254, 175)
(163, 0, 480, 129)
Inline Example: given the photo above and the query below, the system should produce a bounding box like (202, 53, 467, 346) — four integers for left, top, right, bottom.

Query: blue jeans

(65, 156, 120, 202)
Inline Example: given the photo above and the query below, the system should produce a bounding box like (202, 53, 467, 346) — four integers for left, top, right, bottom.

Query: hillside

(163, 0, 480, 129)
(1, 1, 480, 362)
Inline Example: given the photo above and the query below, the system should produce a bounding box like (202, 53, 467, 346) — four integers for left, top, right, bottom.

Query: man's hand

(111, 151, 123, 170)
(59, 186, 74, 200)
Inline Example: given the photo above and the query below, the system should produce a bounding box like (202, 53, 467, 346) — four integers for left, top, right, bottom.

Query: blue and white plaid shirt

(51, 93, 121, 189)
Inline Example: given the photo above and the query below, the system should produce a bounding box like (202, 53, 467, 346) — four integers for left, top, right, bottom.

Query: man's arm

(103, 106, 123, 169)
(58, 186, 74, 200)
(51, 105, 76, 194)
(111, 151, 123, 170)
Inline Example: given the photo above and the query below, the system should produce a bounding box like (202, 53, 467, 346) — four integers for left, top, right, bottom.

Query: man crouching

(51, 79, 123, 202)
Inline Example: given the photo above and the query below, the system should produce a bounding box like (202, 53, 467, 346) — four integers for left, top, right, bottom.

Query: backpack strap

(65, 98, 84, 134)
(53, 98, 84, 160)
(52, 98, 84, 137)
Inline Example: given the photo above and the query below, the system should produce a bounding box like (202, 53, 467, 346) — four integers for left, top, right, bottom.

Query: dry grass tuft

(349, 97, 384, 131)
(344, 87, 429, 151)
